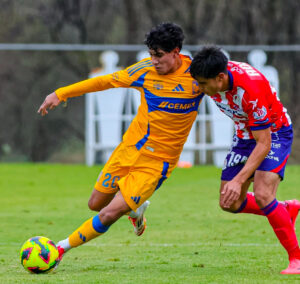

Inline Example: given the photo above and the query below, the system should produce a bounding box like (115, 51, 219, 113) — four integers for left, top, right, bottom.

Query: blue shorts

(221, 126, 293, 181)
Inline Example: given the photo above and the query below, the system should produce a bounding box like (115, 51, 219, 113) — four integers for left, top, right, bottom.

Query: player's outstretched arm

(37, 92, 61, 116)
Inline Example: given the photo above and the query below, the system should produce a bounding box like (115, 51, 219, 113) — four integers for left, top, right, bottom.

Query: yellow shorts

(94, 142, 177, 211)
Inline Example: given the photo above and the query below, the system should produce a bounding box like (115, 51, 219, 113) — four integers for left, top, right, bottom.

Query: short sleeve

(242, 81, 271, 131)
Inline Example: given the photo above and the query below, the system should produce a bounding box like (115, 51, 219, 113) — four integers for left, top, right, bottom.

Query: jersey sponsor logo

(271, 142, 281, 149)
(145, 89, 202, 114)
(269, 150, 275, 155)
(158, 101, 196, 110)
(266, 147, 280, 161)
(266, 154, 279, 162)
(214, 101, 245, 118)
(253, 106, 267, 120)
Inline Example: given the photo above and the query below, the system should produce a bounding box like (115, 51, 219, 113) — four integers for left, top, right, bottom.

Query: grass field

(1, 163, 300, 283)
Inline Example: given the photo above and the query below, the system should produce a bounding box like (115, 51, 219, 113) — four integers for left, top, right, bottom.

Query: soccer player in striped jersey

(37, 23, 204, 267)
(190, 45, 300, 274)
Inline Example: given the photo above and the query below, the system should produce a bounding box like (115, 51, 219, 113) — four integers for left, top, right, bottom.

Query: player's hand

(221, 180, 242, 209)
(37, 92, 61, 116)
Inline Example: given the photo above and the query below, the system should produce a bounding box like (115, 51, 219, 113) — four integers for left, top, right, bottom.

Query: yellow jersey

(56, 55, 204, 162)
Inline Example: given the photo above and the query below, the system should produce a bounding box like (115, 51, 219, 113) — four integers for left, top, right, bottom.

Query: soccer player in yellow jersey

(38, 22, 204, 265)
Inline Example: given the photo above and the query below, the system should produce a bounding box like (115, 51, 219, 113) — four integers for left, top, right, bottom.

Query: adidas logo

(78, 231, 86, 242)
(131, 196, 141, 204)
(172, 84, 184, 92)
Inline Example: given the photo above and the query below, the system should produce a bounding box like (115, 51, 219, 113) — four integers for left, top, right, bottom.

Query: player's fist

(220, 180, 242, 208)
(38, 92, 61, 116)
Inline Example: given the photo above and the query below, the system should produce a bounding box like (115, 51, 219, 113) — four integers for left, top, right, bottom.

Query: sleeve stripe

(128, 60, 152, 74)
(250, 123, 271, 131)
(128, 63, 153, 77)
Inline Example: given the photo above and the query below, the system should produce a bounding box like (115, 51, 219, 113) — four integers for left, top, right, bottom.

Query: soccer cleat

(53, 245, 65, 270)
(281, 258, 300, 274)
(128, 201, 150, 236)
(285, 200, 300, 229)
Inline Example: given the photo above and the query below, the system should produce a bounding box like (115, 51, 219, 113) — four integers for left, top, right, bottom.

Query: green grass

(1, 164, 300, 283)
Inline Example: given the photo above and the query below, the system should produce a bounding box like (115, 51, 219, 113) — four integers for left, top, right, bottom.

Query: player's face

(195, 73, 226, 96)
(149, 48, 180, 75)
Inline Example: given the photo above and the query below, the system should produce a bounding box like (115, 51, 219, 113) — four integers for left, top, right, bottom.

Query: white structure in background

(85, 51, 125, 165)
(85, 51, 144, 166)
(199, 49, 233, 167)
(177, 50, 197, 165)
(204, 98, 233, 167)
(248, 49, 279, 97)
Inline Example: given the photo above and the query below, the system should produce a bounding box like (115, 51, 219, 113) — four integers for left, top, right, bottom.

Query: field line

(2, 242, 279, 247)
(85, 242, 280, 247)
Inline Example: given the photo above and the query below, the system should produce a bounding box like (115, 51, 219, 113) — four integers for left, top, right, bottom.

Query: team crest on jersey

(192, 80, 201, 95)
(153, 80, 163, 90)
(253, 106, 267, 120)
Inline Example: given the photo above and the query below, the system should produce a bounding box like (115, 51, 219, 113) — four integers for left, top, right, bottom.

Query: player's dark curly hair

(190, 46, 228, 79)
(144, 22, 184, 52)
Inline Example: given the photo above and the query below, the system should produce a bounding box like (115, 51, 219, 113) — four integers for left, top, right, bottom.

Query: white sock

(57, 238, 71, 252)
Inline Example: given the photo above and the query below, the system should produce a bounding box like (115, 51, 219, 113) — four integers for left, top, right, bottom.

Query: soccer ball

(20, 236, 59, 274)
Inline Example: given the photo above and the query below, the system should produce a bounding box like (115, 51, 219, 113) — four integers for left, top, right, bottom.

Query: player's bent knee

(219, 200, 241, 213)
(99, 210, 123, 225)
(88, 199, 98, 211)
(219, 199, 227, 210)
(88, 196, 103, 211)
(99, 211, 116, 225)
(219, 201, 232, 212)
(254, 190, 271, 208)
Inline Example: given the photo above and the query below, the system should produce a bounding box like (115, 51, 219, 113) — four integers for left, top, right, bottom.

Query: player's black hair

(190, 46, 228, 79)
(144, 22, 184, 52)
